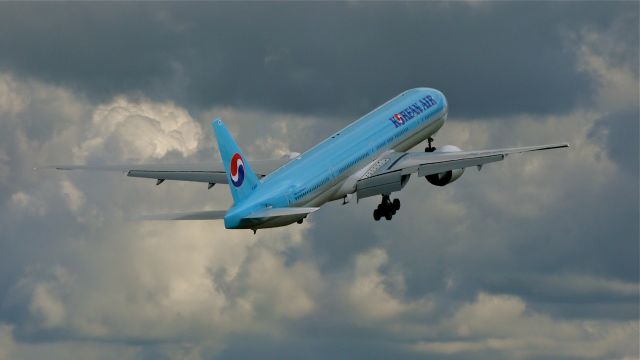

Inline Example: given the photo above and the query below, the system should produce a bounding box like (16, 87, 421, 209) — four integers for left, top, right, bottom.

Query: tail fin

(212, 119, 260, 203)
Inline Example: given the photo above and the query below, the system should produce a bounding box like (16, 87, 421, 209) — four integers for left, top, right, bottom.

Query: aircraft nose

(432, 89, 448, 113)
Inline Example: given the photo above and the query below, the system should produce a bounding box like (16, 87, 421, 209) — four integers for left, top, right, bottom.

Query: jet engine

(425, 145, 465, 186)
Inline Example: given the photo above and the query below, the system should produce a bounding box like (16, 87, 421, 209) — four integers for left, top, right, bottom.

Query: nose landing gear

(373, 195, 401, 221)
(425, 137, 436, 152)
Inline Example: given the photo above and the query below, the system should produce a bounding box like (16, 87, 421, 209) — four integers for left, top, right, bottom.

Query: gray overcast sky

(0, 2, 638, 360)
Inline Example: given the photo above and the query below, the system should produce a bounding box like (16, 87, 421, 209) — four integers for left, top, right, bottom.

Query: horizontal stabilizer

(245, 207, 320, 219)
(134, 210, 227, 221)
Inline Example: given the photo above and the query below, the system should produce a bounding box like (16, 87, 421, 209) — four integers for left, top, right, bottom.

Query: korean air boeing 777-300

(51, 88, 568, 232)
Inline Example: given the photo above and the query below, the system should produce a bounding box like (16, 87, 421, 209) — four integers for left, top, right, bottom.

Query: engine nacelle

(426, 168, 464, 186)
(425, 145, 465, 186)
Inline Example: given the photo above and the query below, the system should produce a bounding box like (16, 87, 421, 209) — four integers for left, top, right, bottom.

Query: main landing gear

(373, 195, 401, 221)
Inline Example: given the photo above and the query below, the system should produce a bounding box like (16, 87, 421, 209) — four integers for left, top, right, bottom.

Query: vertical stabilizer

(212, 119, 260, 203)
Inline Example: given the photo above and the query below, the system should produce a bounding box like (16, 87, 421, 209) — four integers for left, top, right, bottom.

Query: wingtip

(33, 165, 59, 170)
(548, 143, 570, 149)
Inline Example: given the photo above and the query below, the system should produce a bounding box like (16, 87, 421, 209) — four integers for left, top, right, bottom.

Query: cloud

(0, 324, 15, 360)
(26, 269, 70, 330)
(0, 89, 323, 345)
(9, 191, 47, 216)
(4, 219, 318, 348)
(575, 28, 639, 112)
(0, 73, 27, 115)
(411, 292, 639, 359)
(76, 97, 203, 162)
(59, 180, 85, 215)
(343, 248, 433, 322)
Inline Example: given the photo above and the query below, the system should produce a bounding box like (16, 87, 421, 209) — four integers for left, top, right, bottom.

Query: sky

(0, 2, 638, 359)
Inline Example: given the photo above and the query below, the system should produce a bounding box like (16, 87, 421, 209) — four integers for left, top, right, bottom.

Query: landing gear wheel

(374, 194, 399, 222)
(393, 198, 400, 211)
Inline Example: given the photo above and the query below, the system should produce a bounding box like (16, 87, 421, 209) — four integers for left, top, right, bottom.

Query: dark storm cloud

(0, 2, 634, 118)
(590, 109, 640, 177)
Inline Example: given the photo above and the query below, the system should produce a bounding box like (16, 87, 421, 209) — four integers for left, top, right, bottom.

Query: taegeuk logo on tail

(229, 153, 245, 187)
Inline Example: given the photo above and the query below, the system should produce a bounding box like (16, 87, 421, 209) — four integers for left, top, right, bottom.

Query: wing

(356, 143, 569, 199)
(46, 158, 290, 186)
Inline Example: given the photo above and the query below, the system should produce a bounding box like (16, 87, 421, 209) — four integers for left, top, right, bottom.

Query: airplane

(51, 88, 568, 232)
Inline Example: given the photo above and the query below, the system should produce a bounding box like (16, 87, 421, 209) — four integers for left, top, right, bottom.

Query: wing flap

(356, 171, 410, 199)
(415, 154, 505, 177)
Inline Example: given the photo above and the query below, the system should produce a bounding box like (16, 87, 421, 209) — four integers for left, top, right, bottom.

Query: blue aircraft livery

(388, 95, 438, 128)
(52, 87, 569, 232)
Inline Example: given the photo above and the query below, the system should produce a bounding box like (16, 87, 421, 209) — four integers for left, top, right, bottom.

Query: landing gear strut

(425, 137, 436, 152)
(373, 195, 401, 221)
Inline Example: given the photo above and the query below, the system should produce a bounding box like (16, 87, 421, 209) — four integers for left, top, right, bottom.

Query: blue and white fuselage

(53, 87, 568, 228)
(223, 88, 447, 229)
